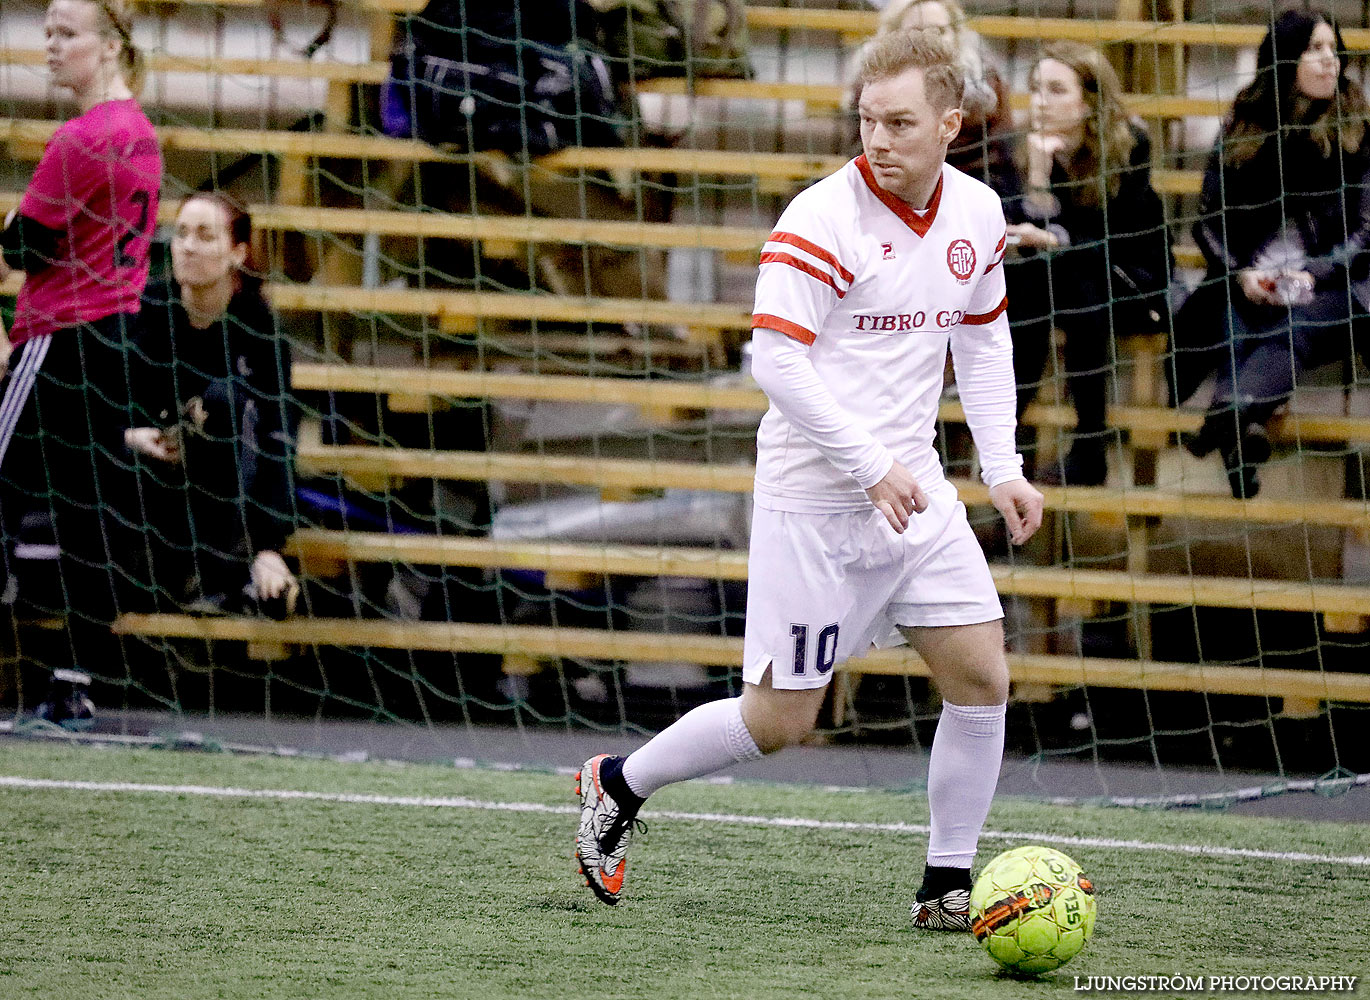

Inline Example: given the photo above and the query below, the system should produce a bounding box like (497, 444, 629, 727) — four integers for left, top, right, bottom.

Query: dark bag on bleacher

(590, 0, 751, 80)
(384, 1, 626, 155)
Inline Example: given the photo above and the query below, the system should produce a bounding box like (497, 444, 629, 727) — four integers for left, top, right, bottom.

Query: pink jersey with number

(10, 99, 161, 345)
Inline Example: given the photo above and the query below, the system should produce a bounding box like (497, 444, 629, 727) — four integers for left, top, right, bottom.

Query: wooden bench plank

(271, 284, 751, 329)
(293, 442, 1370, 529)
(634, 78, 1227, 118)
(292, 363, 1370, 447)
(287, 529, 752, 579)
(745, 8, 1370, 49)
(285, 528, 1370, 615)
(292, 364, 768, 409)
(296, 444, 760, 492)
(134, 0, 425, 9)
(0, 119, 461, 163)
(0, 195, 754, 253)
(0, 47, 390, 83)
(0, 46, 1230, 122)
(0, 274, 747, 331)
(0, 47, 1230, 120)
(0, 192, 1209, 270)
(109, 613, 1370, 702)
(943, 398, 1370, 447)
(110, 1, 1370, 49)
(0, 119, 1204, 193)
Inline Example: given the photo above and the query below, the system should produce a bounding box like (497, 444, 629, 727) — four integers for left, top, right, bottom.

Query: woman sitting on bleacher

(1005, 43, 1172, 486)
(125, 194, 299, 619)
(1178, 8, 1370, 499)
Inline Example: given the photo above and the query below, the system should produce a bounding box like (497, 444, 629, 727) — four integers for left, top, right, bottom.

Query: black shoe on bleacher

(35, 668, 96, 731)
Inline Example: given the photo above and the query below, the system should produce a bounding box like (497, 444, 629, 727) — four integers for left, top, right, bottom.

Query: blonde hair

(879, 0, 968, 35)
(857, 29, 964, 112)
(1029, 42, 1138, 204)
(85, 0, 144, 96)
(874, 0, 993, 116)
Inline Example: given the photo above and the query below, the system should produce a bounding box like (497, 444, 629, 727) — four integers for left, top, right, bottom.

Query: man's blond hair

(857, 29, 964, 111)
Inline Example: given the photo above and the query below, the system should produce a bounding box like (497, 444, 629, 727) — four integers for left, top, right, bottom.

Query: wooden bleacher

(293, 363, 1370, 451)
(280, 529, 1370, 618)
(0, 119, 1207, 197)
(0, 46, 1231, 119)
(111, 613, 1370, 714)
(6, 1, 1369, 718)
(0, 193, 1210, 275)
(289, 443, 1370, 534)
(107, 0, 1370, 48)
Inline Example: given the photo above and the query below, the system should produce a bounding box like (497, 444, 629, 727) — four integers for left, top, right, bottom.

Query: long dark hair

(1021, 42, 1138, 206)
(183, 190, 264, 299)
(1223, 7, 1368, 166)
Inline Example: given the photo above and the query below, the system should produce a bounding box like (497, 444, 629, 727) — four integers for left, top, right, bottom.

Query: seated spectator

(1005, 42, 1172, 485)
(1176, 8, 1370, 498)
(851, 0, 1015, 191)
(127, 194, 299, 618)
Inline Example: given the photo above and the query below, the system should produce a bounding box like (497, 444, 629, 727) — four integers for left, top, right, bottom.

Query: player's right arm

(750, 205, 927, 532)
(1, 130, 82, 280)
(0, 213, 63, 277)
(751, 328, 928, 532)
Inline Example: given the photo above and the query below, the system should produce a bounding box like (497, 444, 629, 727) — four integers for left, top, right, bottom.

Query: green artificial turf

(0, 740, 1364, 999)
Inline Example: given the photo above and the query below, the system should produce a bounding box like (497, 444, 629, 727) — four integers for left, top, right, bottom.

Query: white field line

(2, 774, 1368, 867)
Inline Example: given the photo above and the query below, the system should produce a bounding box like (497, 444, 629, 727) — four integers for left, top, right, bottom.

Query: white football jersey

(750, 156, 1021, 513)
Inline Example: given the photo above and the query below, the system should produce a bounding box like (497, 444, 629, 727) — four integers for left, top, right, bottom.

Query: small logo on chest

(946, 239, 976, 283)
(881, 242, 895, 260)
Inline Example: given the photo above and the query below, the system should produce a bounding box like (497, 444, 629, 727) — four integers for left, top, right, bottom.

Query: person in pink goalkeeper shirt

(0, 0, 162, 729)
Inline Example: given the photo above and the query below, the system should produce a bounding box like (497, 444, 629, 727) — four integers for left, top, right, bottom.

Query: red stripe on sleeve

(765, 232, 855, 284)
(984, 231, 1007, 274)
(961, 297, 1008, 325)
(752, 313, 817, 345)
(758, 251, 846, 298)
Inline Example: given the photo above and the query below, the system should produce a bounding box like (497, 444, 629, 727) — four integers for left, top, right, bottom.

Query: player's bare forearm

(988, 478, 1044, 546)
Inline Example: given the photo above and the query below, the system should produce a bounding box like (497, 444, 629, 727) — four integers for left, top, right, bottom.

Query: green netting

(0, 0, 1367, 808)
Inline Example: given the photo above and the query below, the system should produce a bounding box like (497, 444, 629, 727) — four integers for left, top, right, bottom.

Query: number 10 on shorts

(790, 623, 840, 676)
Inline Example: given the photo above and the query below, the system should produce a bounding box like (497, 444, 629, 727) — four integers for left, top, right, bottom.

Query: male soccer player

(574, 29, 1044, 927)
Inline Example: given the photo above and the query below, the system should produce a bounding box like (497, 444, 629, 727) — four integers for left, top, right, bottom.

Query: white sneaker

(910, 887, 972, 931)
(573, 754, 642, 906)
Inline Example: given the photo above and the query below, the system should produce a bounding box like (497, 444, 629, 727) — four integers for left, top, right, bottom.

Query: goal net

(1, 0, 1367, 808)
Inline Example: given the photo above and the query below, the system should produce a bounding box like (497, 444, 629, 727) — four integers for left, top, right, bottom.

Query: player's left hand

(989, 478, 1045, 546)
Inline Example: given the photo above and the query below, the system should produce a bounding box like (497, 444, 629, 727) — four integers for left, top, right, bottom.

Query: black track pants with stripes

(0, 315, 156, 690)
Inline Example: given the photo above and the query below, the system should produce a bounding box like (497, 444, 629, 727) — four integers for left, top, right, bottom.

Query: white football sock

(926, 700, 1006, 869)
(621, 696, 763, 798)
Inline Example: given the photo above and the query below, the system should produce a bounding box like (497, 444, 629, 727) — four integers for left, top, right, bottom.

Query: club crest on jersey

(946, 239, 976, 283)
(881, 242, 895, 260)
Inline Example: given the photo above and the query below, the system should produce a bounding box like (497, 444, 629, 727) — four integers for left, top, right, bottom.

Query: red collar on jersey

(854, 155, 943, 238)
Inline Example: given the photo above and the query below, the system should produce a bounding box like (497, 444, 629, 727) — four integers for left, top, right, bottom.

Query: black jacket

(132, 281, 296, 555)
(1193, 125, 1370, 300)
(1006, 122, 1173, 320)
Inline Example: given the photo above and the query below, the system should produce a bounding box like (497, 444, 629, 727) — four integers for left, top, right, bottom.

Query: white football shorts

(742, 480, 1003, 690)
